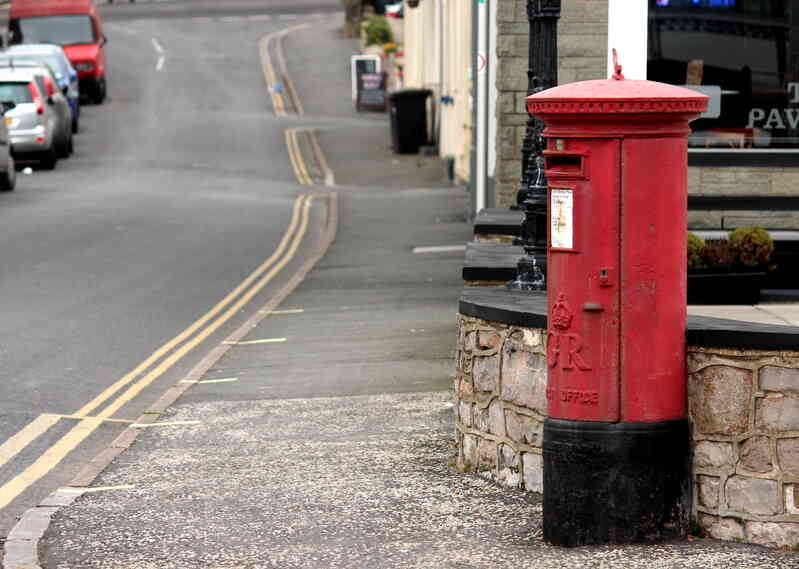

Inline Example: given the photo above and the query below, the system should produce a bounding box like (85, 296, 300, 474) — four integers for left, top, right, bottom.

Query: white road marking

(224, 337, 287, 346)
(131, 421, 202, 428)
(270, 308, 305, 315)
(156, 56, 165, 72)
(180, 378, 239, 385)
(60, 485, 135, 494)
(412, 245, 467, 254)
(151, 37, 164, 54)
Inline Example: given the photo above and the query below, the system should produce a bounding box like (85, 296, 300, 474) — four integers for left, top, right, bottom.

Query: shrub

(728, 226, 774, 266)
(687, 232, 706, 269)
(702, 239, 733, 269)
(364, 15, 393, 46)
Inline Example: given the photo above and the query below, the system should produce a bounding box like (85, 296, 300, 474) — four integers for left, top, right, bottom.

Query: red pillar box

(528, 67, 707, 546)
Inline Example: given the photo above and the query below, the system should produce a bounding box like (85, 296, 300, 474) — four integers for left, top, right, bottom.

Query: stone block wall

(493, 0, 608, 208)
(454, 313, 799, 549)
(454, 315, 546, 491)
(689, 347, 799, 548)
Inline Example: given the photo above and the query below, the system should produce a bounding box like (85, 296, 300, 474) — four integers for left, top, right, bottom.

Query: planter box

(688, 269, 766, 305)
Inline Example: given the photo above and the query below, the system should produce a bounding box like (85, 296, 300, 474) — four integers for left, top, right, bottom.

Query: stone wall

(689, 347, 799, 548)
(453, 313, 799, 549)
(493, 0, 608, 208)
(454, 315, 546, 491)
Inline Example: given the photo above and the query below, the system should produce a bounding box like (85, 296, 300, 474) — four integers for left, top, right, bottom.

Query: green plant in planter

(364, 15, 393, 46)
(687, 232, 706, 269)
(702, 239, 734, 269)
(728, 226, 774, 267)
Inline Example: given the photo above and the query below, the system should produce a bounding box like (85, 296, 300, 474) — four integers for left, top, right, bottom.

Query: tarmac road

(0, 0, 340, 538)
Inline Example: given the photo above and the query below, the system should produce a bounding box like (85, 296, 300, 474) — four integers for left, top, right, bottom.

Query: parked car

(0, 44, 81, 132)
(0, 101, 17, 191)
(0, 63, 73, 157)
(0, 69, 62, 169)
(7, 0, 108, 104)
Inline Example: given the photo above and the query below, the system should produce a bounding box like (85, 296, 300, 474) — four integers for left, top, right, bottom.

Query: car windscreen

(15, 16, 95, 46)
(0, 82, 33, 104)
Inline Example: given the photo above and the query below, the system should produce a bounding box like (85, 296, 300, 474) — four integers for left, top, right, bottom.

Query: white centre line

(156, 56, 165, 72)
(151, 37, 164, 54)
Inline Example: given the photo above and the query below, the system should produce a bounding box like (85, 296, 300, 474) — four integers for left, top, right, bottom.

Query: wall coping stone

(460, 286, 799, 351)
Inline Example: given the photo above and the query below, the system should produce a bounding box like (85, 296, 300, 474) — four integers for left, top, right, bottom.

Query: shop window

(649, 0, 799, 158)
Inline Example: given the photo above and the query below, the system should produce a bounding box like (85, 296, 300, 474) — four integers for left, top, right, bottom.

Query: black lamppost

(507, 0, 561, 291)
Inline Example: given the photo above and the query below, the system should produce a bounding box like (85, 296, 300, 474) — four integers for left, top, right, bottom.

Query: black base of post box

(542, 417, 690, 546)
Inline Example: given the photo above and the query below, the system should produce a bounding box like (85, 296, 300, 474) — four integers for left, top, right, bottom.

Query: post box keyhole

(599, 268, 612, 287)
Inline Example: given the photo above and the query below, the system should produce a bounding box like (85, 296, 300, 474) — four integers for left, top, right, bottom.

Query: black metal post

(507, 0, 560, 291)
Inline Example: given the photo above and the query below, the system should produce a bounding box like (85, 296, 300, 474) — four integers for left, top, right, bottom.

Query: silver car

(0, 63, 73, 158)
(0, 44, 81, 133)
(0, 101, 17, 191)
(0, 68, 61, 169)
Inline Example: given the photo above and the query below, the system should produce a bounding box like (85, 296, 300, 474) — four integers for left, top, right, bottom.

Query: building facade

(404, 0, 799, 227)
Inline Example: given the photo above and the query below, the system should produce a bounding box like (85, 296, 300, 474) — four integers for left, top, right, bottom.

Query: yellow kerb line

(0, 197, 315, 511)
(285, 128, 313, 185)
(93, 196, 313, 420)
(74, 195, 307, 418)
(0, 418, 103, 509)
(0, 414, 60, 470)
(259, 33, 285, 116)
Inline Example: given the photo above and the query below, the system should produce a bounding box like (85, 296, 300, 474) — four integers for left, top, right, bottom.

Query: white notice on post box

(550, 189, 574, 249)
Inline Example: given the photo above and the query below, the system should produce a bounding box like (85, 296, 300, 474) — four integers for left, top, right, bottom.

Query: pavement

(24, 12, 799, 569)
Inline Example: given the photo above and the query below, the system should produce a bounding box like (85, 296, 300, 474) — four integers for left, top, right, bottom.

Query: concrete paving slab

(688, 304, 799, 327)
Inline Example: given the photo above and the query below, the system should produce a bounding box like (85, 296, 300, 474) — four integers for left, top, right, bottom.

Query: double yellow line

(259, 24, 307, 117)
(0, 195, 315, 510)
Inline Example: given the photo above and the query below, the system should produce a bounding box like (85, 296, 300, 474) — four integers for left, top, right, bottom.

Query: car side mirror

(101, 35, 108, 46)
(0, 100, 16, 114)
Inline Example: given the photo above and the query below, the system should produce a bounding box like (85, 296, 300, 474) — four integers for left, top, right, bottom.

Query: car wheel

(91, 77, 107, 104)
(0, 155, 16, 192)
(39, 148, 58, 171)
(56, 133, 71, 158)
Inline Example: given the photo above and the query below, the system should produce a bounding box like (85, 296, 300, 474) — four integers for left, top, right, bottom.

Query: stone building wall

(454, 313, 799, 549)
(689, 347, 799, 548)
(493, 0, 608, 208)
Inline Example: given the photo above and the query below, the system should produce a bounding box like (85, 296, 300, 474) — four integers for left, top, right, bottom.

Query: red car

(8, 0, 108, 104)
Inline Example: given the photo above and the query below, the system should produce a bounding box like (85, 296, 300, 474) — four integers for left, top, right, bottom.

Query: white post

(607, 0, 648, 80)
(475, 0, 488, 212)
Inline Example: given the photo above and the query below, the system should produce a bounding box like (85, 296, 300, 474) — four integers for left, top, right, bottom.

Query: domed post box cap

(527, 77, 709, 118)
